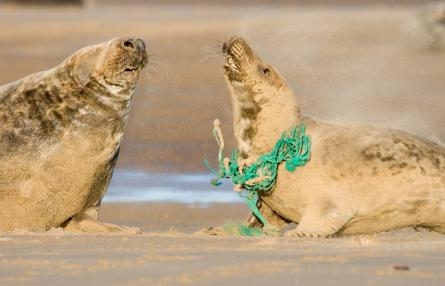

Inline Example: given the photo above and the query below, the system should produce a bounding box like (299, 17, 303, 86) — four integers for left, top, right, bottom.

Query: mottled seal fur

(0, 38, 147, 232)
(221, 36, 445, 237)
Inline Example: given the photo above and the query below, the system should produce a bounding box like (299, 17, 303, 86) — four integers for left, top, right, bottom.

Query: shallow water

(105, 169, 243, 204)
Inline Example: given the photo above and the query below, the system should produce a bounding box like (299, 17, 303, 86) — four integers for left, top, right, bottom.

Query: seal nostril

(123, 40, 135, 50)
(222, 42, 227, 52)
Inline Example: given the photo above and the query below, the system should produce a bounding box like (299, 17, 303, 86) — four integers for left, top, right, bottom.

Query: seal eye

(262, 68, 270, 75)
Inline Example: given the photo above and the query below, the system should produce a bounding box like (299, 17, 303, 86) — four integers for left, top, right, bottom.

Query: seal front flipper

(63, 207, 141, 234)
(430, 225, 445, 234)
(284, 204, 354, 238)
(245, 200, 290, 230)
(196, 200, 289, 236)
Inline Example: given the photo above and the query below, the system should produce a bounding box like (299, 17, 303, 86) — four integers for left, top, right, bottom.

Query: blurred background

(0, 0, 444, 203)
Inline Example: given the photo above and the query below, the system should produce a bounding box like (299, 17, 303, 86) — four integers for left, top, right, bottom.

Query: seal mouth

(222, 36, 250, 82)
(123, 53, 148, 73)
(125, 66, 140, 72)
(124, 57, 147, 72)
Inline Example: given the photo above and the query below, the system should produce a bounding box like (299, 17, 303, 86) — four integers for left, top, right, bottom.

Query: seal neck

(232, 90, 302, 159)
(42, 66, 133, 132)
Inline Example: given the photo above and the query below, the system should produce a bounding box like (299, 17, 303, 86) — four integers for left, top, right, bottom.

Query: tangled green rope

(205, 121, 311, 227)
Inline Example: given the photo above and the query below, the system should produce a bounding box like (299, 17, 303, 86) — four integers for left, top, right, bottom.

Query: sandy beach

(0, 203, 444, 286)
(1, 2, 444, 286)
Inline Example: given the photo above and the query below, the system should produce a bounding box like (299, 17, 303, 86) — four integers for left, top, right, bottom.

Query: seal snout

(119, 38, 148, 70)
(222, 36, 251, 81)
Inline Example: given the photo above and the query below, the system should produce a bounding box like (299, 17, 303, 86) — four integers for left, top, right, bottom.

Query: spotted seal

(221, 36, 445, 237)
(0, 38, 147, 232)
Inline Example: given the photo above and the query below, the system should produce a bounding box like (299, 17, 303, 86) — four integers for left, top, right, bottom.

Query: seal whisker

(200, 52, 224, 62)
(148, 58, 162, 64)
(142, 69, 162, 94)
(272, 54, 287, 65)
(147, 65, 166, 77)
(143, 68, 155, 83)
(199, 54, 212, 62)
(147, 55, 167, 65)
(214, 41, 224, 48)
(202, 43, 223, 52)
(200, 43, 225, 62)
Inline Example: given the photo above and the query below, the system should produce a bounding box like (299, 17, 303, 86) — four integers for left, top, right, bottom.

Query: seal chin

(223, 55, 243, 82)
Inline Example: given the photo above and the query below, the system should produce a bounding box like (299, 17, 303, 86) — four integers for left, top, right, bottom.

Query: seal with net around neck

(203, 36, 445, 237)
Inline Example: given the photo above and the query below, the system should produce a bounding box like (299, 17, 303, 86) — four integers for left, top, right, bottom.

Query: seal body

(0, 38, 147, 232)
(222, 36, 445, 237)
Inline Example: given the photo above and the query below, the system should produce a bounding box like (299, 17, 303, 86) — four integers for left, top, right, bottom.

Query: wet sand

(1, 203, 445, 286)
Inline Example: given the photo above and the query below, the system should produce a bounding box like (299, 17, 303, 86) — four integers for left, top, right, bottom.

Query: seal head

(0, 38, 148, 153)
(222, 36, 291, 99)
(221, 36, 301, 158)
(67, 37, 148, 97)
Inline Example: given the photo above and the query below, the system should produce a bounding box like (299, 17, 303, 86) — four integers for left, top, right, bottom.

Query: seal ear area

(66, 45, 104, 88)
(258, 65, 285, 89)
(70, 59, 93, 88)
